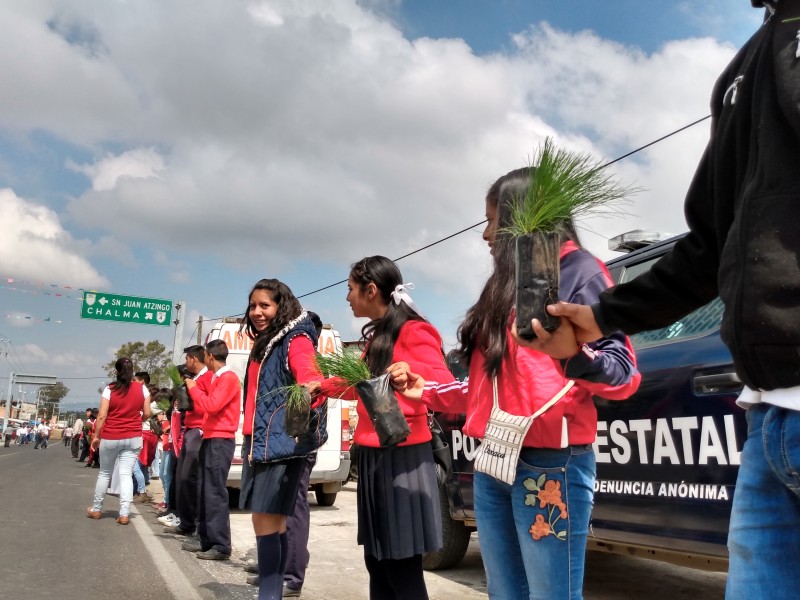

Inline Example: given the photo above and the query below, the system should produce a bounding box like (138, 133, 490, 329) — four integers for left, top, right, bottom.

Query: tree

(104, 340, 173, 387)
(40, 381, 69, 404)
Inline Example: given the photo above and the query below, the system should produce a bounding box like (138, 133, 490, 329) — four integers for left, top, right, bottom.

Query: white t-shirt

(737, 386, 800, 411)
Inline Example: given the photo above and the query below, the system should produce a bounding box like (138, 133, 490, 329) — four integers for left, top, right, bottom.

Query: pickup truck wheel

(423, 466, 472, 571)
(314, 484, 337, 507)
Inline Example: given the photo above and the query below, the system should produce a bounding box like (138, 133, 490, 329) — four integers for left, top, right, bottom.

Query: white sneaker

(158, 513, 179, 526)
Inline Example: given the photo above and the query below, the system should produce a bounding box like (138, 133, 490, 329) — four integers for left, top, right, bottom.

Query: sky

(0, 0, 764, 411)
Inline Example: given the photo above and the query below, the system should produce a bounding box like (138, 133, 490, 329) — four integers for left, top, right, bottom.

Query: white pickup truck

(205, 319, 352, 506)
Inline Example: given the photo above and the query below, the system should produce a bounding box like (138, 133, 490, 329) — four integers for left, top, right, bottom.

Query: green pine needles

(165, 364, 183, 388)
(503, 138, 638, 236)
(315, 352, 371, 387)
(283, 383, 311, 410)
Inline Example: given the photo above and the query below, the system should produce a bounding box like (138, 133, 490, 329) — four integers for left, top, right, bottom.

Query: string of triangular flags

(1, 277, 85, 301)
(3, 313, 62, 324)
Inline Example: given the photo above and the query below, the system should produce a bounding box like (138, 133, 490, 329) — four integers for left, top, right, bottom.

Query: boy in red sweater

(184, 339, 241, 560)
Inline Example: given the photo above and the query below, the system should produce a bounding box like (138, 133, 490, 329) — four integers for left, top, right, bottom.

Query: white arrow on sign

(99, 297, 108, 305)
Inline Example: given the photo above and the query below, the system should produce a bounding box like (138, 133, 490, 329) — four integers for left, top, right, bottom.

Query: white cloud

(68, 148, 164, 192)
(0, 188, 109, 288)
(0, 2, 740, 308)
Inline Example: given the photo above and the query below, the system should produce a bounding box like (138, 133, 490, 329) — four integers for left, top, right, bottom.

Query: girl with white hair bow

(320, 255, 455, 600)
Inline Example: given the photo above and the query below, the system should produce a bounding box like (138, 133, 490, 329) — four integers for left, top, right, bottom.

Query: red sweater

(188, 366, 241, 439)
(101, 382, 148, 440)
(320, 320, 455, 448)
(421, 333, 640, 449)
(184, 369, 212, 429)
(242, 336, 323, 436)
(170, 409, 184, 455)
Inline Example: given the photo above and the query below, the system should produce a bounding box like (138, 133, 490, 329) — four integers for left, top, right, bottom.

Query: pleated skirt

(239, 436, 305, 515)
(357, 442, 442, 560)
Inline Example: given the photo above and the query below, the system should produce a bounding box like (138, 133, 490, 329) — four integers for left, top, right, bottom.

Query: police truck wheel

(422, 465, 472, 571)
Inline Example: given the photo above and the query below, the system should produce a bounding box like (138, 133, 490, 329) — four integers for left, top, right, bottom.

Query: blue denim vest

(247, 315, 328, 463)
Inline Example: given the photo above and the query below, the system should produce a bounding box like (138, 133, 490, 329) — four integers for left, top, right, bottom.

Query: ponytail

(111, 356, 134, 394)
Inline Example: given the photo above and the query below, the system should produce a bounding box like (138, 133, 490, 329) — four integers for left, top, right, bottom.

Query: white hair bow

(391, 283, 424, 317)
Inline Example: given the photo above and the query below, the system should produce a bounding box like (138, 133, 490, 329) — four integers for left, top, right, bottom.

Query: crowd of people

(71, 3, 800, 598)
(2, 419, 52, 448)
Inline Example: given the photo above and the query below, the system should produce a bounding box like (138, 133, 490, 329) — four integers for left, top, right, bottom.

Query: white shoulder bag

(473, 377, 575, 485)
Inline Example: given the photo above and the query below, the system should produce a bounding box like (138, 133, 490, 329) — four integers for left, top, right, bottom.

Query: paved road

(0, 442, 726, 599)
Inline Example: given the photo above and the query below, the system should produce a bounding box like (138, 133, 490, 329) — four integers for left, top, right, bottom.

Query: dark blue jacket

(247, 313, 328, 463)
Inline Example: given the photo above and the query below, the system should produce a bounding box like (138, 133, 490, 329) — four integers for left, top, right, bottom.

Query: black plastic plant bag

(355, 373, 410, 447)
(175, 384, 193, 412)
(515, 231, 561, 340)
(284, 387, 312, 438)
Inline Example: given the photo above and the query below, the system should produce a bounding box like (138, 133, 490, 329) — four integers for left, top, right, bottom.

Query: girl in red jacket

(389, 168, 640, 600)
(321, 256, 455, 600)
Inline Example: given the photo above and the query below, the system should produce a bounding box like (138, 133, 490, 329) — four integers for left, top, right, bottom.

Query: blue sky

(0, 0, 764, 411)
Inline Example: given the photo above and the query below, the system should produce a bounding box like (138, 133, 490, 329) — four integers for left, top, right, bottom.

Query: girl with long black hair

(321, 256, 455, 600)
(239, 279, 326, 600)
(389, 168, 640, 599)
(87, 356, 151, 525)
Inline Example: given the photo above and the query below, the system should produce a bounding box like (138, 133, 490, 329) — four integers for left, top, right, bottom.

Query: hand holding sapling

(510, 317, 581, 360)
(546, 301, 604, 344)
(387, 362, 426, 402)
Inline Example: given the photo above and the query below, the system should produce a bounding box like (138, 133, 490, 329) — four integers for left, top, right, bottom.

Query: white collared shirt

(212, 365, 232, 381)
(193, 366, 208, 380)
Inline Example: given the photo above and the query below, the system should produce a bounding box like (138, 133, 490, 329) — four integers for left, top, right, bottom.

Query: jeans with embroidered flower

(474, 445, 595, 600)
(726, 404, 800, 600)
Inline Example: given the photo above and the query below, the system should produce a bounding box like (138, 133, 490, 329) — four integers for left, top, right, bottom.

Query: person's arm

(515, 252, 640, 400)
(392, 322, 456, 386)
(185, 376, 211, 408)
(288, 336, 327, 408)
(142, 386, 152, 420)
(191, 373, 240, 415)
(319, 377, 360, 400)
(90, 398, 111, 450)
(387, 362, 469, 412)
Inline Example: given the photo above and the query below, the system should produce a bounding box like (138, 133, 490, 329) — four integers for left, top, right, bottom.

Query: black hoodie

(595, 1, 800, 391)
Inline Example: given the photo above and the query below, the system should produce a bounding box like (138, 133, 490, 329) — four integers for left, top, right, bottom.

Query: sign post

(80, 291, 173, 327)
(2, 373, 57, 435)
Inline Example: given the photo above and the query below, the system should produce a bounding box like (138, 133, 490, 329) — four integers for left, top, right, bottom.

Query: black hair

(154, 388, 174, 412)
(183, 345, 205, 363)
(350, 256, 427, 375)
(458, 167, 580, 376)
(242, 279, 303, 362)
(111, 357, 134, 394)
(205, 339, 229, 362)
(307, 311, 323, 337)
(134, 371, 150, 384)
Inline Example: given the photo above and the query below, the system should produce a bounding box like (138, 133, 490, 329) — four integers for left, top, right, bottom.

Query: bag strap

(491, 376, 575, 418)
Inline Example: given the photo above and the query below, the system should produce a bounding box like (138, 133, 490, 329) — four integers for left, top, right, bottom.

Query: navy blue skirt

(357, 442, 442, 560)
(240, 436, 305, 515)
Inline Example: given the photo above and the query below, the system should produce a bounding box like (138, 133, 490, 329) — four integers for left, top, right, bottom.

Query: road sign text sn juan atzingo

(80, 291, 173, 327)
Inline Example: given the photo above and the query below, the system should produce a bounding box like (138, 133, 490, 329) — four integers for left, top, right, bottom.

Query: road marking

(130, 506, 205, 600)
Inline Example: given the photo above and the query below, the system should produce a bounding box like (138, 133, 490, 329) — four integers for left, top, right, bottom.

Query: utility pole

(171, 301, 186, 365)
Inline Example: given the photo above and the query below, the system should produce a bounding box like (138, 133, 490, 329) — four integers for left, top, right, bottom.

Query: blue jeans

(92, 437, 142, 517)
(160, 450, 174, 506)
(474, 445, 595, 600)
(133, 458, 147, 494)
(726, 404, 800, 599)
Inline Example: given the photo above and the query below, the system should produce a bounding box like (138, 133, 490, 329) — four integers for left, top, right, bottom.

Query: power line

(293, 115, 712, 300)
(194, 114, 713, 315)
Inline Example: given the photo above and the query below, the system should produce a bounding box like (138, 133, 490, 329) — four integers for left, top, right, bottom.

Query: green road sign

(80, 291, 173, 327)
